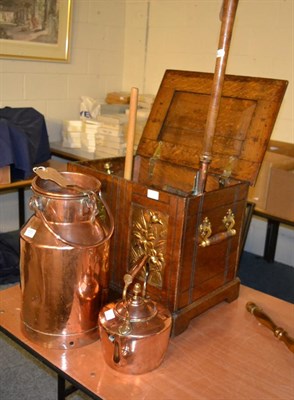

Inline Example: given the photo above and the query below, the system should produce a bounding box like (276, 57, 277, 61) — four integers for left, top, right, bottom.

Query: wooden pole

(124, 87, 139, 180)
(193, 0, 239, 195)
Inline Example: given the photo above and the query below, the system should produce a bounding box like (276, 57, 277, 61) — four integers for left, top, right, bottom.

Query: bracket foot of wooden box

(171, 278, 240, 337)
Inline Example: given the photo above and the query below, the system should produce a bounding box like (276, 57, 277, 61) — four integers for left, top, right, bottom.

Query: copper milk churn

(99, 256, 172, 374)
(20, 168, 114, 349)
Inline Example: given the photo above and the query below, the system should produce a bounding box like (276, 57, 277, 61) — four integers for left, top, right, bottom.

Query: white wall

(1, 0, 292, 144)
(123, 0, 294, 144)
(122, 0, 294, 266)
(0, 0, 293, 142)
(0, 0, 126, 232)
(0, 0, 126, 142)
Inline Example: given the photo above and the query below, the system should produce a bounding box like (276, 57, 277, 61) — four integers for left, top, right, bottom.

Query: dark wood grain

(68, 70, 287, 336)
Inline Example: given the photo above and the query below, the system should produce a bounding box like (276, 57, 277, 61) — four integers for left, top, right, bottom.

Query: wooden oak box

(68, 70, 287, 336)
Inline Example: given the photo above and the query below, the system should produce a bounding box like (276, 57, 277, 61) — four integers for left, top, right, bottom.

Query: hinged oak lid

(137, 70, 288, 185)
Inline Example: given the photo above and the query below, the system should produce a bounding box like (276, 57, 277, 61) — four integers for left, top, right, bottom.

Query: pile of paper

(62, 120, 83, 148)
(62, 93, 154, 154)
(81, 120, 101, 152)
(95, 114, 128, 157)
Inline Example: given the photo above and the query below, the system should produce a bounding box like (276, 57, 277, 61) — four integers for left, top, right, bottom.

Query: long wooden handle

(124, 87, 139, 180)
(246, 302, 294, 353)
(203, 0, 239, 156)
(194, 0, 239, 195)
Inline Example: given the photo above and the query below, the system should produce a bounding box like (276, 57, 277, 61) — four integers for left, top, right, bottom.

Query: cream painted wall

(122, 0, 294, 266)
(123, 0, 294, 144)
(0, 0, 126, 142)
(0, 0, 292, 143)
(0, 0, 126, 232)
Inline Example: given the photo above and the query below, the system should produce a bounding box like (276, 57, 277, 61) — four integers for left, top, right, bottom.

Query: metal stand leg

(264, 219, 280, 263)
(57, 375, 78, 400)
(18, 188, 25, 228)
(58, 375, 67, 400)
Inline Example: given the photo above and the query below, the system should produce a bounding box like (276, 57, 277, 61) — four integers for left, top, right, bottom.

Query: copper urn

(20, 170, 114, 349)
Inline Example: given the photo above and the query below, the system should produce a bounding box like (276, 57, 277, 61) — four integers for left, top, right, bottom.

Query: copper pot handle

(29, 193, 114, 247)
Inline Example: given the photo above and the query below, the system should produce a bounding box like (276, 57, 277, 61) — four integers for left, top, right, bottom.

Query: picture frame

(0, 0, 72, 62)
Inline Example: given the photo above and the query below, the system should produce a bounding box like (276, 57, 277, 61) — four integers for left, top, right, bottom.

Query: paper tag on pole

(147, 189, 159, 201)
(216, 48, 225, 58)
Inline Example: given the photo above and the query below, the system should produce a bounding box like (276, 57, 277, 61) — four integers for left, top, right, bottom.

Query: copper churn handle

(246, 302, 294, 353)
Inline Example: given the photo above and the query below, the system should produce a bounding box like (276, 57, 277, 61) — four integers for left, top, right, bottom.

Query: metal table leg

(264, 219, 280, 262)
(57, 375, 78, 400)
(18, 188, 25, 227)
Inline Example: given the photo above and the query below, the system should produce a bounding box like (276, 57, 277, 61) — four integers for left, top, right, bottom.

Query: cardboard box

(266, 162, 294, 222)
(0, 165, 11, 184)
(248, 141, 294, 210)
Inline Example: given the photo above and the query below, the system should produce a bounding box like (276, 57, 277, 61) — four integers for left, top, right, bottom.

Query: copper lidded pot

(20, 168, 114, 349)
(99, 256, 172, 374)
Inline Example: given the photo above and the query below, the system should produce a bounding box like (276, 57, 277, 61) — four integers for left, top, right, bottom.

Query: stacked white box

(95, 114, 128, 157)
(82, 120, 102, 152)
(62, 120, 83, 148)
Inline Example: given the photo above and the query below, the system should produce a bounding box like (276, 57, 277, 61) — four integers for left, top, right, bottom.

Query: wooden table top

(0, 159, 67, 191)
(50, 141, 117, 162)
(0, 285, 293, 400)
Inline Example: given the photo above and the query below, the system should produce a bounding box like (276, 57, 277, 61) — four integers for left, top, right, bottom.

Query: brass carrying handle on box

(199, 209, 236, 247)
(246, 302, 294, 354)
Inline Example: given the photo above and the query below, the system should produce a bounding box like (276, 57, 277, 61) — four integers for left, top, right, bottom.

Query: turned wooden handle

(202, 0, 239, 157)
(246, 302, 294, 353)
(199, 229, 236, 247)
(195, 0, 239, 195)
(124, 87, 139, 180)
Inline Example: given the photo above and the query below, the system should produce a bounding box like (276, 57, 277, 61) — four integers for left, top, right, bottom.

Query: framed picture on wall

(0, 0, 72, 62)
